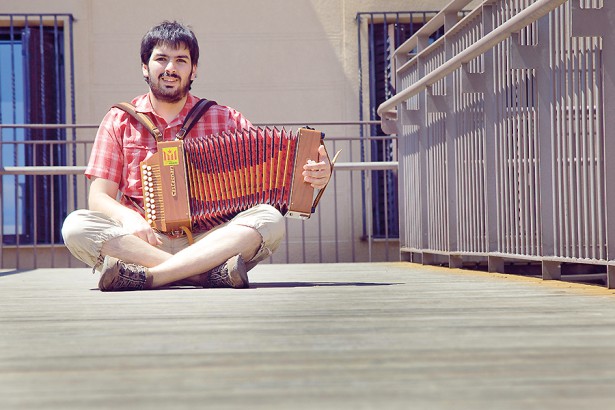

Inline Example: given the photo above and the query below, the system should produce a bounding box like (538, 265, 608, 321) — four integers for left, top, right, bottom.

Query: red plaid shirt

(86, 93, 252, 214)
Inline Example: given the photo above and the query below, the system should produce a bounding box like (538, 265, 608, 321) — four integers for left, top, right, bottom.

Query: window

(357, 12, 442, 239)
(0, 14, 75, 245)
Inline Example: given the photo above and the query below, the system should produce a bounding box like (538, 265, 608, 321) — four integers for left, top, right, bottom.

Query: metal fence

(0, 121, 399, 269)
(379, 0, 615, 287)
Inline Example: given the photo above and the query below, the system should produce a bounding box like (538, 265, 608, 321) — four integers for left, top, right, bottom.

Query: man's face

(142, 43, 197, 103)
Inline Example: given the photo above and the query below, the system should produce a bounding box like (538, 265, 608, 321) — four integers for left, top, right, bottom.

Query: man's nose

(165, 61, 177, 73)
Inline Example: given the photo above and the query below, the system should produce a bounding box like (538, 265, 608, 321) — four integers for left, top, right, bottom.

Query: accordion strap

(112, 98, 217, 142)
(112, 102, 163, 142)
(176, 99, 217, 140)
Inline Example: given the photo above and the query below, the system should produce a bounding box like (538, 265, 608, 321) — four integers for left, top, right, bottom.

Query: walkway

(1, 263, 615, 409)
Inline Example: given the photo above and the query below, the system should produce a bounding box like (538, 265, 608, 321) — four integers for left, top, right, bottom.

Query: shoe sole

(98, 255, 115, 291)
(229, 255, 249, 289)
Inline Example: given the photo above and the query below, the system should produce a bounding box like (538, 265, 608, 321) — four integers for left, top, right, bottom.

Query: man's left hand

(302, 145, 331, 189)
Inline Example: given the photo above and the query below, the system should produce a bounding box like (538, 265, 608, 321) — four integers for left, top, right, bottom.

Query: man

(61, 21, 332, 291)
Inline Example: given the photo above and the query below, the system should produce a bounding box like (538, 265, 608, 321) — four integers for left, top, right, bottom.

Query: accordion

(139, 126, 326, 233)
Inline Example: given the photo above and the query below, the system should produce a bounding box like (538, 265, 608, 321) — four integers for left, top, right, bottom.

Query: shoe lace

(204, 263, 232, 288)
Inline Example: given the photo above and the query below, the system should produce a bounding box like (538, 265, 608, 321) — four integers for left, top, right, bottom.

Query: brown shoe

(202, 254, 249, 289)
(98, 255, 150, 292)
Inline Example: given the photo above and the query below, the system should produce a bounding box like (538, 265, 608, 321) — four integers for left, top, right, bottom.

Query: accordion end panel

(141, 140, 192, 232)
(286, 127, 322, 220)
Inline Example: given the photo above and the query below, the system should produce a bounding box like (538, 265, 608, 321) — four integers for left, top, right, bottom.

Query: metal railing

(379, 0, 614, 286)
(0, 121, 399, 269)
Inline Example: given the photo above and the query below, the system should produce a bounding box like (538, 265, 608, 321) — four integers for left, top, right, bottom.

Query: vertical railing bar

(532, 68, 538, 255)
(532, 67, 540, 255)
(382, 13, 389, 251)
(460, 95, 467, 251)
(356, 13, 365, 248)
(332, 139, 339, 262)
(522, 70, 529, 255)
(472, 94, 479, 252)
(50, 15, 60, 265)
(523, 71, 530, 255)
(471, 34, 479, 252)
(468, 93, 475, 252)
(68, 15, 77, 209)
(432, 117, 437, 250)
(301, 217, 306, 263)
(503, 12, 509, 255)
(437, 116, 443, 250)
(439, 115, 445, 250)
(466, 91, 471, 252)
(563, 27, 572, 258)
(554, 8, 562, 256)
(495, 30, 502, 252)
(574, 34, 582, 258)
(507, 3, 514, 255)
(525, 69, 532, 255)
(579, 38, 591, 258)
(514, 67, 521, 255)
(595, 36, 605, 261)
(429, 120, 435, 249)
(587, 36, 597, 259)
(16, 14, 28, 268)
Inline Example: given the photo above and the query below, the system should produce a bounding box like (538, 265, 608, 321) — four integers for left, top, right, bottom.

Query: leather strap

(176, 99, 217, 140)
(112, 98, 217, 142)
(112, 102, 163, 142)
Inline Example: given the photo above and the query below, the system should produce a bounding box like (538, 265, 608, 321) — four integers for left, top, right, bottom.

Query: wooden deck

(2, 262, 615, 409)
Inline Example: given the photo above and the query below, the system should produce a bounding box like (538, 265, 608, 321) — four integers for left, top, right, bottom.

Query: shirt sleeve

(85, 109, 124, 184)
(226, 106, 253, 131)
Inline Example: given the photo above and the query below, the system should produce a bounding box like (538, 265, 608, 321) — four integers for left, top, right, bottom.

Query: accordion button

(151, 215, 157, 220)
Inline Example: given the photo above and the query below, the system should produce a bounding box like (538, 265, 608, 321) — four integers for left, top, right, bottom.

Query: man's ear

(142, 63, 149, 80)
(191, 65, 198, 80)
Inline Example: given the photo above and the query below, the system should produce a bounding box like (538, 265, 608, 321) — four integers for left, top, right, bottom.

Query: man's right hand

(88, 177, 162, 246)
(118, 211, 162, 246)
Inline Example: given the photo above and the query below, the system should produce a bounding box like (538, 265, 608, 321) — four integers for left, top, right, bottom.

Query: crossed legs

(62, 204, 285, 289)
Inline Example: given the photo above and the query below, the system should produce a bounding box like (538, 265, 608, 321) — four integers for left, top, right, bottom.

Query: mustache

(160, 72, 180, 80)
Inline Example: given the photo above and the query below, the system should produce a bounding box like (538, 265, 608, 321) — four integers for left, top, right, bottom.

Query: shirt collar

(132, 92, 199, 120)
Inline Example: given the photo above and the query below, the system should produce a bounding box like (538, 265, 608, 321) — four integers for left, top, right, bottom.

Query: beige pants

(61, 204, 285, 271)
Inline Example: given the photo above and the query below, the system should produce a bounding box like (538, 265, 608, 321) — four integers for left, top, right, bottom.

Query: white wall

(1, 0, 461, 265)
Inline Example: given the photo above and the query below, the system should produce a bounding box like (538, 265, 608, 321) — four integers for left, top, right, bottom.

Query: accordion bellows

(140, 127, 323, 232)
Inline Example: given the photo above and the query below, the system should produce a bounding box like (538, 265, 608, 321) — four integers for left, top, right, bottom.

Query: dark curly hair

(140, 21, 199, 66)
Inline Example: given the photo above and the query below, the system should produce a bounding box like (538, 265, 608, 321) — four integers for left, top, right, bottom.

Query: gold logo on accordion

(162, 147, 179, 166)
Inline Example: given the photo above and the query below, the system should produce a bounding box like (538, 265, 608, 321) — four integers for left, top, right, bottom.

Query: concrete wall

(1, 0, 456, 266)
(2, 0, 450, 123)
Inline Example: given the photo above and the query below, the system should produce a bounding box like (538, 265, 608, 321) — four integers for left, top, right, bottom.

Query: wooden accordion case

(140, 127, 324, 233)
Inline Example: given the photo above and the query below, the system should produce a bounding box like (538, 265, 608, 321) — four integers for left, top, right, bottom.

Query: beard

(145, 69, 192, 103)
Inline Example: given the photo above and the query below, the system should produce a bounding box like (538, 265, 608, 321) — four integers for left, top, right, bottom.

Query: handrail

(0, 162, 398, 176)
(377, 0, 567, 119)
(0, 121, 381, 128)
(0, 166, 87, 175)
(393, 0, 475, 58)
